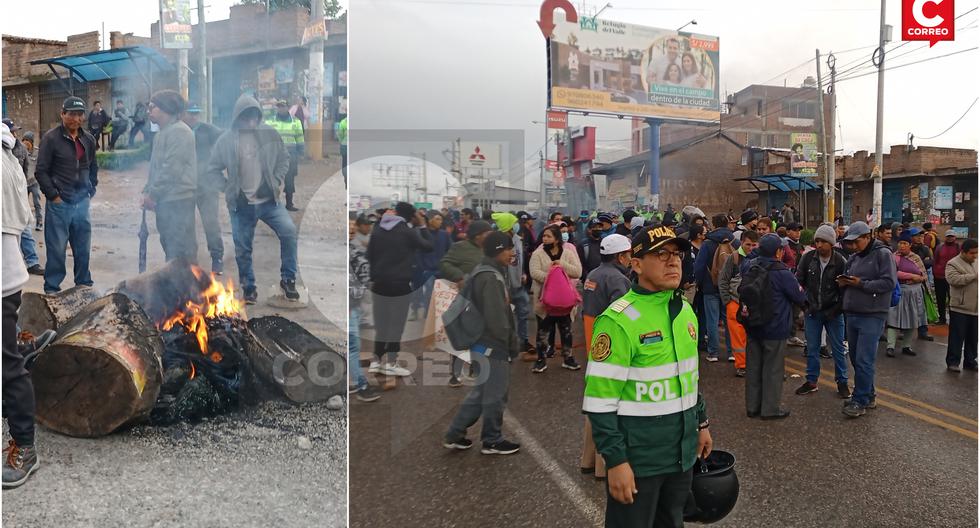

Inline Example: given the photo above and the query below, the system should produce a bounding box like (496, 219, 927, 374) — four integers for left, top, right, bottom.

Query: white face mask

(561, 232, 570, 242)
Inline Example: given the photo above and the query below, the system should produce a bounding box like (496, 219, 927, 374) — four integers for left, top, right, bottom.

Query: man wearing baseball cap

(584, 225, 712, 525)
(579, 232, 632, 480)
(265, 99, 305, 211)
(34, 96, 98, 294)
(837, 221, 897, 417)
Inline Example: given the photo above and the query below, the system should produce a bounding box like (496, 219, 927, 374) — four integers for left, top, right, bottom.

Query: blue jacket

(693, 227, 734, 295)
(746, 256, 807, 340)
(416, 228, 452, 273)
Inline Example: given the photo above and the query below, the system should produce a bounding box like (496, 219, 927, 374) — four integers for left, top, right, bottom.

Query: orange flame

(189, 361, 197, 380)
(160, 266, 245, 358)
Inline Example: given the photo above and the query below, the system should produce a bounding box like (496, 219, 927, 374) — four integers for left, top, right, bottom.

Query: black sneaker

(243, 286, 258, 305)
(26, 264, 44, 275)
(842, 402, 866, 418)
(481, 439, 520, 455)
(965, 364, 979, 372)
(918, 334, 934, 342)
(735, 368, 746, 378)
(20, 329, 57, 370)
(2, 441, 39, 489)
(866, 397, 877, 409)
(795, 381, 818, 395)
(531, 359, 547, 373)
(901, 347, 916, 356)
(443, 437, 473, 451)
(212, 258, 223, 276)
(280, 279, 300, 301)
(545, 347, 556, 358)
(285, 204, 300, 212)
(885, 348, 895, 357)
(448, 376, 462, 388)
(837, 382, 851, 399)
(819, 346, 832, 359)
(355, 386, 381, 402)
(562, 356, 581, 370)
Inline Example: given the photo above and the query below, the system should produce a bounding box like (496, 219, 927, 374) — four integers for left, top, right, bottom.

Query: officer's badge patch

(687, 321, 697, 341)
(591, 333, 612, 362)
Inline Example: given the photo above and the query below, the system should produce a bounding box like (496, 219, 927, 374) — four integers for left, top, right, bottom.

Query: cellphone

(835, 274, 850, 281)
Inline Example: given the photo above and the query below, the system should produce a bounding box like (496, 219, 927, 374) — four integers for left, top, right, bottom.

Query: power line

(835, 46, 978, 83)
(915, 97, 978, 140)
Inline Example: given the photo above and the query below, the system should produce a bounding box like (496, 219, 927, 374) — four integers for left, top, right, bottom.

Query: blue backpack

(890, 281, 901, 307)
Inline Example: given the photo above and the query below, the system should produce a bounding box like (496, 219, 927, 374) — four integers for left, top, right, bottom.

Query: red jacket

(934, 241, 961, 279)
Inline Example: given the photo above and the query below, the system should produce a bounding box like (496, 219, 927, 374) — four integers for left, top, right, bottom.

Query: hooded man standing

(144, 90, 197, 263)
(266, 100, 305, 211)
(207, 94, 298, 304)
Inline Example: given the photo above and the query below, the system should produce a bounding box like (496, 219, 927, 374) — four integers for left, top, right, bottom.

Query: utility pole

(197, 0, 208, 121)
(540, 117, 548, 217)
(872, 0, 887, 227)
(539, 150, 546, 213)
(179, 49, 189, 100)
(827, 52, 837, 222)
(816, 49, 829, 222)
(307, 0, 325, 160)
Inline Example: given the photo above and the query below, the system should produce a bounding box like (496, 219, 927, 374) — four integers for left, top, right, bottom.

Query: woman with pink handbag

(529, 225, 583, 373)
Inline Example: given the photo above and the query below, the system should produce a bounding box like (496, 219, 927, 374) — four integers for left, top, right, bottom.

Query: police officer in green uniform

(265, 100, 305, 211)
(584, 225, 713, 527)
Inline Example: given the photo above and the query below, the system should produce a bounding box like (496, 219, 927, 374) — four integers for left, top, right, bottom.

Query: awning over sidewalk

(734, 174, 821, 193)
(29, 46, 174, 94)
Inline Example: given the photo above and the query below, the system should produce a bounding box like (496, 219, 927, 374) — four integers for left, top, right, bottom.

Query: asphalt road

(351, 317, 978, 528)
(3, 153, 349, 527)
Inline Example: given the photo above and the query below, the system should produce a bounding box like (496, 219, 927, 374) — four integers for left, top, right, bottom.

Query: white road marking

(504, 413, 604, 527)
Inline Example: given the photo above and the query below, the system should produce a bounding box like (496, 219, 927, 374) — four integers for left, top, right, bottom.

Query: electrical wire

(834, 46, 978, 83)
(914, 97, 978, 140)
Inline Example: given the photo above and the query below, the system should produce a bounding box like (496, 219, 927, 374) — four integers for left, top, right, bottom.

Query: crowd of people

(1, 89, 325, 488)
(348, 199, 977, 521)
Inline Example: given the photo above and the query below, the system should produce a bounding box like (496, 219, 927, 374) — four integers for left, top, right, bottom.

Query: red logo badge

(902, 0, 955, 47)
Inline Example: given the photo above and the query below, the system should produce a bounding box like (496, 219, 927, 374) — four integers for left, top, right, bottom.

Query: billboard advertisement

(160, 0, 193, 49)
(461, 142, 502, 170)
(790, 133, 818, 176)
(549, 18, 720, 122)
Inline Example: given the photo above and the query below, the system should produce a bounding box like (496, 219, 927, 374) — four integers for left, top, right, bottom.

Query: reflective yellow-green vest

(583, 287, 706, 477)
(337, 117, 348, 146)
(266, 116, 304, 146)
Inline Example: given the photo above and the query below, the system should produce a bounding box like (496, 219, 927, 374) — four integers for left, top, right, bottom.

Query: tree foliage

(237, 0, 346, 20)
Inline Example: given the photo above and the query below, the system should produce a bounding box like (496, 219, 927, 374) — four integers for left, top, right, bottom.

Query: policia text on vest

(583, 226, 713, 528)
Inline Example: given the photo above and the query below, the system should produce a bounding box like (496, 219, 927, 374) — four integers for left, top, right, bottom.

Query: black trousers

(935, 278, 950, 321)
(371, 281, 413, 361)
(3, 292, 36, 446)
(284, 146, 299, 196)
(947, 311, 978, 368)
(536, 314, 572, 357)
(605, 469, 693, 528)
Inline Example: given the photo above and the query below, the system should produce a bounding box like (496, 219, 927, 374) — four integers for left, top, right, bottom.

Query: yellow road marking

(784, 357, 979, 427)
(783, 364, 978, 441)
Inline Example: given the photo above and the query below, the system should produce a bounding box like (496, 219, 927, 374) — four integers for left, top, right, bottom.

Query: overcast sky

(351, 0, 979, 190)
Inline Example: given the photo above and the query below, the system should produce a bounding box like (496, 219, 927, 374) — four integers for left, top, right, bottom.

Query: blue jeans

(20, 228, 39, 267)
(845, 314, 886, 407)
(229, 200, 297, 290)
(511, 287, 530, 344)
(43, 197, 93, 294)
(411, 271, 436, 312)
(349, 305, 368, 390)
(804, 312, 847, 384)
(702, 292, 730, 357)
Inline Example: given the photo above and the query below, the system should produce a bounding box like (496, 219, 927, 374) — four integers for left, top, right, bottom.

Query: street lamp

(677, 19, 697, 32)
(594, 2, 612, 18)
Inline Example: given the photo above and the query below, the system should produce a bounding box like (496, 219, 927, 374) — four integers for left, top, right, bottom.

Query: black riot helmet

(683, 450, 739, 524)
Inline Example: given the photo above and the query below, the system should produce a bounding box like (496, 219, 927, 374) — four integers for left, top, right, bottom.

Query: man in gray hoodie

(207, 94, 296, 304)
(837, 221, 897, 418)
(144, 90, 198, 263)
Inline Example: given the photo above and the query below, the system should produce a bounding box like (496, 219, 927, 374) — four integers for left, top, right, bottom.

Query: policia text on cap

(584, 226, 713, 527)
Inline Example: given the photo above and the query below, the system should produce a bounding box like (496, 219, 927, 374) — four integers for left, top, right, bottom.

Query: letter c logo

(913, 0, 944, 28)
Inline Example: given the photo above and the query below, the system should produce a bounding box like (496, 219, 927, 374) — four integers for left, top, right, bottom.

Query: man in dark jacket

(183, 104, 224, 274)
(35, 96, 98, 294)
(577, 219, 603, 284)
(412, 211, 452, 321)
(837, 221, 898, 417)
(934, 232, 961, 324)
(87, 100, 110, 150)
(207, 94, 297, 304)
(108, 100, 129, 150)
(693, 215, 734, 361)
(795, 224, 850, 398)
(366, 202, 434, 377)
(745, 234, 807, 420)
(443, 231, 521, 456)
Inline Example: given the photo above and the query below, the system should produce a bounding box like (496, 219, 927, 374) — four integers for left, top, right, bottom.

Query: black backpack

(736, 260, 773, 328)
(442, 265, 505, 350)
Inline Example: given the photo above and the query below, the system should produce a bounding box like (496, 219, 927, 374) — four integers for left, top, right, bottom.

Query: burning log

(31, 293, 164, 438)
(246, 316, 347, 403)
(112, 258, 215, 323)
(17, 286, 102, 336)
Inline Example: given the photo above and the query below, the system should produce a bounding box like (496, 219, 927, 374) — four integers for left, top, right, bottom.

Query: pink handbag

(540, 265, 580, 316)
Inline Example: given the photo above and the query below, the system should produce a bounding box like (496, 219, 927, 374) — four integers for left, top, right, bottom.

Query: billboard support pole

(816, 49, 829, 224)
(646, 118, 662, 212)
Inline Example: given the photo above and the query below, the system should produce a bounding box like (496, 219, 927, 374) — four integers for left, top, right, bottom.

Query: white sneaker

(705, 356, 719, 363)
(381, 363, 411, 377)
(368, 361, 381, 374)
(788, 337, 806, 347)
(727, 355, 735, 362)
